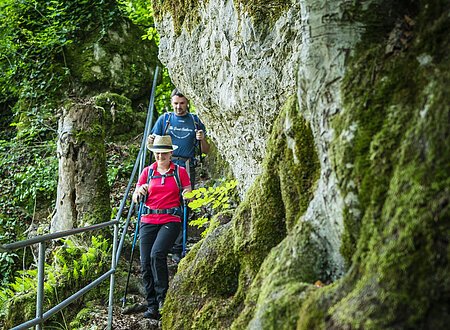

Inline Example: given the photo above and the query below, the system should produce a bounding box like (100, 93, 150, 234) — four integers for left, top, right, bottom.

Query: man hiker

(148, 88, 210, 262)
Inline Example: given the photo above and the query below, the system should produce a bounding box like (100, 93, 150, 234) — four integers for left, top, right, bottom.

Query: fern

(0, 235, 112, 326)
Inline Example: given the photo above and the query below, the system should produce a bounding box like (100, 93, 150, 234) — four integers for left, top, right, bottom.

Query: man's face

(171, 95, 189, 116)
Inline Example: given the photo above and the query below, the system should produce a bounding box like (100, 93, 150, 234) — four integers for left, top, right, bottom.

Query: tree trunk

(51, 99, 110, 232)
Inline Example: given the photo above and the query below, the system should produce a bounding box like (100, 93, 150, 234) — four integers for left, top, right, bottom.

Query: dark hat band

(151, 145, 173, 150)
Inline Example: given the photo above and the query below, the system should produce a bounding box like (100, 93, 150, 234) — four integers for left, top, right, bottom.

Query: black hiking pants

(140, 222, 180, 307)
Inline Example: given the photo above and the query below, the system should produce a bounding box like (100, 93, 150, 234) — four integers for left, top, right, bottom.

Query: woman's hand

(132, 184, 149, 203)
(182, 186, 192, 203)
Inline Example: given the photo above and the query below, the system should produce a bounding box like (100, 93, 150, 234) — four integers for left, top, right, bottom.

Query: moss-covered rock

(300, 2, 450, 329)
(94, 92, 146, 141)
(52, 6, 157, 232)
(232, 221, 324, 329)
(156, 1, 449, 329)
(201, 140, 233, 183)
(163, 222, 240, 329)
(230, 95, 322, 329)
(65, 18, 158, 103)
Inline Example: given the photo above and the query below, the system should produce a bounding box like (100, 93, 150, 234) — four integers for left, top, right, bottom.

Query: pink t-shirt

(136, 162, 190, 224)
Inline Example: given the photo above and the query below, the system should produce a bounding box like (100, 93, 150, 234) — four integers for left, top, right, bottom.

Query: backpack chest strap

(150, 172, 174, 185)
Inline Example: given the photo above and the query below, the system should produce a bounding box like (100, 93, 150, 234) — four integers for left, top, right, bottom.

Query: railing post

(36, 242, 45, 330)
(107, 223, 119, 329)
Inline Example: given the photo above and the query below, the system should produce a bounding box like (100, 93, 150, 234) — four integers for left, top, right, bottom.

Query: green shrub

(186, 179, 239, 237)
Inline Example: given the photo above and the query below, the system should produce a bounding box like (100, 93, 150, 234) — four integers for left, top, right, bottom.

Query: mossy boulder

(94, 92, 146, 141)
(163, 223, 240, 329)
(65, 18, 158, 102)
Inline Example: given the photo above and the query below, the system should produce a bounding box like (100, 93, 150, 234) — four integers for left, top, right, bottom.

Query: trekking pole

(121, 199, 144, 307)
(182, 199, 188, 257)
(163, 113, 171, 135)
(193, 118, 203, 164)
(121, 66, 159, 307)
(121, 162, 155, 308)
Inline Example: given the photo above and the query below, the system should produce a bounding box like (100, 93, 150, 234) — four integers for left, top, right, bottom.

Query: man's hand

(195, 130, 210, 154)
(147, 134, 155, 146)
(132, 184, 149, 203)
(195, 130, 205, 141)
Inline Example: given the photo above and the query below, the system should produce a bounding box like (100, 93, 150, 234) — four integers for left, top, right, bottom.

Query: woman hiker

(132, 135, 191, 319)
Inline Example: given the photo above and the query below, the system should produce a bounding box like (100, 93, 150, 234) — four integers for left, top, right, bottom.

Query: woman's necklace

(158, 165, 170, 174)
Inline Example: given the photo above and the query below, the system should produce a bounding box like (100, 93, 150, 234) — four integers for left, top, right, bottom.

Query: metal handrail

(0, 220, 117, 252)
(1, 221, 118, 330)
(0, 66, 160, 330)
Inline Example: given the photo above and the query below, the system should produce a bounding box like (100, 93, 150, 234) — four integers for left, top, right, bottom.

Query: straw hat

(147, 135, 178, 152)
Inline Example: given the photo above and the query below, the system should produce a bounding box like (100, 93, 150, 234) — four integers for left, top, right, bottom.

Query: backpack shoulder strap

(173, 164, 182, 190)
(190, 113, 200, 130)
(145, 167, 155, 184)
(173, 164, 183, 204)
(163, 112, 172, 135)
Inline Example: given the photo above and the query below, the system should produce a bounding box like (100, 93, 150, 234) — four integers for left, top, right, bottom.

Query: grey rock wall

(156, 0, 368, 277)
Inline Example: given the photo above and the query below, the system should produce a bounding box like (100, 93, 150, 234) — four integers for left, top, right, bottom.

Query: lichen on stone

(152, 0, 289, 34)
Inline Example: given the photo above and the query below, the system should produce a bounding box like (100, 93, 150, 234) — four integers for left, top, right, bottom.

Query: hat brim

(148, 145, 178, 152)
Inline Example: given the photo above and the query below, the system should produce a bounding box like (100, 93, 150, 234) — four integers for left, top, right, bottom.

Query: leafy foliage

(155, 67, 175, 114)
(185, 180, 239, 237)
(118, 0, 159, 43)
(0, 236, 111, 326)
(0, 139, 58, 284)
(0, 3, 174, 327)
(0, 0, 124, 288)
(0, 250, 17, 287)
(0, 0, 121, 140)
(117, 1, 174, 114)
(0, 141, 57, 211)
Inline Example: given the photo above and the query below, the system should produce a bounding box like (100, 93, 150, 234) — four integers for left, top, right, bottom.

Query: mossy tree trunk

(51, 99, 110, 232)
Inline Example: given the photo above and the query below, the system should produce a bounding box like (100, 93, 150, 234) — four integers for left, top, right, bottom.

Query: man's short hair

(171, 88, 186, 99)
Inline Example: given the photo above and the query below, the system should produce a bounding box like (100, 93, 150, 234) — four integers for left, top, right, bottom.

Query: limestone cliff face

(155, 0, 449, 329)
(159, 1, 298, 193)
(157, 0, 355, 281)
